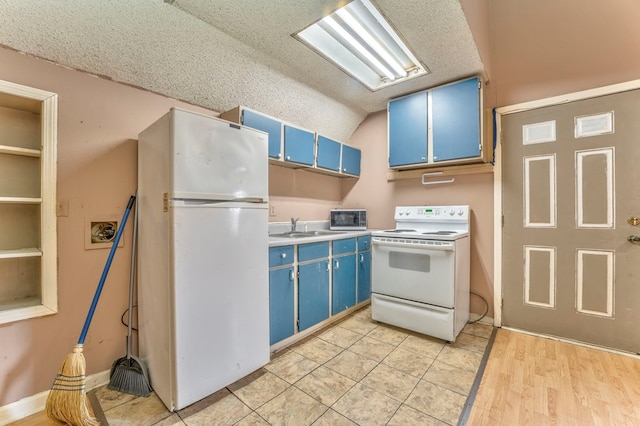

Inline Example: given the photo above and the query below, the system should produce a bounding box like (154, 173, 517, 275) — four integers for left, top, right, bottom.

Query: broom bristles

(45, 344, 99, 426)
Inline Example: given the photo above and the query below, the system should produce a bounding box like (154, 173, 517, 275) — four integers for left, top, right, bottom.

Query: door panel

(502, 89, 640, 353)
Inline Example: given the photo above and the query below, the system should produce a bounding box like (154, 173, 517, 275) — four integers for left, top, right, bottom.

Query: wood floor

(467, 328, 640, 425)
(11, 328, 640, 425)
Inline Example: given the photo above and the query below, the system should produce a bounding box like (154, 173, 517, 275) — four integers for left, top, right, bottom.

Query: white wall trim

(0, 369, 110, 424)
(493, 78, 640, 328)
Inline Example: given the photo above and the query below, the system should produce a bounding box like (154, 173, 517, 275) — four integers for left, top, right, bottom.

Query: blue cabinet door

(241, 109, 282, 160)
(357, 250, 371, 303)
(388, 92, 428, 167)
(316, 135, 341, 171)
(341, 145, 361, 176)
(332, 254, 356, 315)
(298, 259, 330, 331)
(432, 77, 480, 162)
(269, 267, 295, 345)
(284, 125, 315, 166)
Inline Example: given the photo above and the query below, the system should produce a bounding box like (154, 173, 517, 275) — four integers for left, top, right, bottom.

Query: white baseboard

(0, 369, 110, 425)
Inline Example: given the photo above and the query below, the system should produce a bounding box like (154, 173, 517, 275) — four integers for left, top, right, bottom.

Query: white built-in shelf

(0, 197, 42, 204)
(0, 144, 41, 157)
(0, 78, 58, 325)
(0, 248, 42, 259)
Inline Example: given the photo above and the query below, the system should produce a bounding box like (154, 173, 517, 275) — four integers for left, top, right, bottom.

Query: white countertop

(268, 220, 372, 247)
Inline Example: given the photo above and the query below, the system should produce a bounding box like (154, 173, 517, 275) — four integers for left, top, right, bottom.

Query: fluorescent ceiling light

(294, 0, 429, 91)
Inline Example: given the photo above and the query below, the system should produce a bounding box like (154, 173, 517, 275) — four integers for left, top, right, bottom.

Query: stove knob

(457, 209, 464, 216)
(399, 211, 405, 216)
(449, 209, 455, 216)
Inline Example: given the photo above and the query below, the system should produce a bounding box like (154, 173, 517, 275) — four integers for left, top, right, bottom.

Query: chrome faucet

(290, 217, 299, 233)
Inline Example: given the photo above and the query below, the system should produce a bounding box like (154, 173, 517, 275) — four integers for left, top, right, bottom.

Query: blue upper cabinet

(220, 107, 283, 160)
(316, 135, 341, 172)
(432, 77, 480, 162)
(284, 124, 315, 166)
(341, 144, 361, 176)
(388, 91, 428, 167)
(387, 76, 484, 169)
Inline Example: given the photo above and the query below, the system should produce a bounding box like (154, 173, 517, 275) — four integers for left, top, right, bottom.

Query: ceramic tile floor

(93, 306, 493, 426)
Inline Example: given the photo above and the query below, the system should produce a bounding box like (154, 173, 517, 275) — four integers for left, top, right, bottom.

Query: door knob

(628, 235, 640, 243)
(628, 217, 640, 226)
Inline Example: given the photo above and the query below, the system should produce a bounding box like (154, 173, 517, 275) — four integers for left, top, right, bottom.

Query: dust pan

(108, 194, 152, 397)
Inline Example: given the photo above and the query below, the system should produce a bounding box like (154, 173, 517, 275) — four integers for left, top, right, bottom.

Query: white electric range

(370, 205, 470, 342)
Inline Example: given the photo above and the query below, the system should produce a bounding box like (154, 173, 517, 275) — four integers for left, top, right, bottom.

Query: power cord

(120, 306, 139, 332)
(467, 290, 489, 324)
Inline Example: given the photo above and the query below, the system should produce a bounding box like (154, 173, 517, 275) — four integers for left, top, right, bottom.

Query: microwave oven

(330, 209, 367, 230)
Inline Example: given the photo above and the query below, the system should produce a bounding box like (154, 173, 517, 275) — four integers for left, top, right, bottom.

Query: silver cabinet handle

(286, 155, 291, 160)
(290, 268, 294, 281)
(281, 253, 287, 258)
(335, 260, 340, 269)
(360, 254, 364, 263)
(326, 260, 330, 271)
(277, 153, 281, 159)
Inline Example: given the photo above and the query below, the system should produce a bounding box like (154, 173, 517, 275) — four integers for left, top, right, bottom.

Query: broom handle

(126, 193, 138, 360)
(78, 195, 136, 345)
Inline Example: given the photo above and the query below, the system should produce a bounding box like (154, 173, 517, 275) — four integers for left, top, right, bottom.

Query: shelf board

(0, 248, 42, 259)
(387, 162, 494, 181)
(0, 144, 42, 157)
(0, 197, 42, 204)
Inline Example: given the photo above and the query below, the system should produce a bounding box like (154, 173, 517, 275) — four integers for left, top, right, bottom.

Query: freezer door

(170, 108, 268, 201)
(170, 202, 269, 409)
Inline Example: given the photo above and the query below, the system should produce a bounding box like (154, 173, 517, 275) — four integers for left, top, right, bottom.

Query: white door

(170, 108, 268, 200)
(501, 88, 640, 353)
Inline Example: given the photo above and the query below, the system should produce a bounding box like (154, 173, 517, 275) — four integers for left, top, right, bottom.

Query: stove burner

(422, 231, 457, 235)
(384, 229, 417, 233)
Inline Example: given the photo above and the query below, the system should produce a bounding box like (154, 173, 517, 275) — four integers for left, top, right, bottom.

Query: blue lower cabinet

(332, 254, 356, 315)
(298, 259, 330, 331)
(357, 250, 371, 303)
(269, 267, 295, 345)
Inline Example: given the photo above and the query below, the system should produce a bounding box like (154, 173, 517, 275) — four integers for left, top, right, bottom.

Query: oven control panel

(394, 205, 469, 221)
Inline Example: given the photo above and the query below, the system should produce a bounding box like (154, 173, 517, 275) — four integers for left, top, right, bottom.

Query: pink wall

(0, 47, 218, 406)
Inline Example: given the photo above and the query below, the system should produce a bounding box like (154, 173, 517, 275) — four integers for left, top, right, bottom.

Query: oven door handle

(372, 239, 454, 251)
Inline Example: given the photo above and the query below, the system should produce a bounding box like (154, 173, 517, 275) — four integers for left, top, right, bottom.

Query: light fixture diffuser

(294, 0, 428, 91)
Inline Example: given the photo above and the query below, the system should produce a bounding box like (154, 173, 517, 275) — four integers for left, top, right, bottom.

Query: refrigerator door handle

(232, 197, 265, 203)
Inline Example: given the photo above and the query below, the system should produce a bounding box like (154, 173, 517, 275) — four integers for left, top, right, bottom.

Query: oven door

(372, 237, 455, 308)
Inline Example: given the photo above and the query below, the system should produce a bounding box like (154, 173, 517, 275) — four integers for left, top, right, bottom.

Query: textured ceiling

(0, 0, 484, 142)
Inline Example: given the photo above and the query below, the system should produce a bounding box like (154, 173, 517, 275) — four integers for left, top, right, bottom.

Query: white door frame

(493, 78, 640, 327)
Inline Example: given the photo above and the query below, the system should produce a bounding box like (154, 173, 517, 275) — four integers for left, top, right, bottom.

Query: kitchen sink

(270, 230, 347, 238)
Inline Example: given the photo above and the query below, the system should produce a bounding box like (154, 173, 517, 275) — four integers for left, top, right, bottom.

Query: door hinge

(163, 192, 168, 212)
(296, 319, 300, 329)
(502, 214, 504, 227)
(297, 271, 300, 279)
(501, 298, 504, 309)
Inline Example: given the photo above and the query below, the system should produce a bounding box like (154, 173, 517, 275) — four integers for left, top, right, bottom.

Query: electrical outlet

(269, 204, 276, 217)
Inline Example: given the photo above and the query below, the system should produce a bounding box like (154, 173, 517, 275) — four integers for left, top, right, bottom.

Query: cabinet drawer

(357, 235, 371, 251)
(298, 241, 330, 262)
(269, 245, 294, 267)
(332, 238, 356, 255)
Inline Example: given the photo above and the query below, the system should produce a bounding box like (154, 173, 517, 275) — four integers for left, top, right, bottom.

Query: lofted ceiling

(0, 0, 484, 142)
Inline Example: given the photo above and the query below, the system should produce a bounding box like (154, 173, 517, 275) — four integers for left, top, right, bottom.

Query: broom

(46, 195, 136, 426)
(107, 194, 152, 396)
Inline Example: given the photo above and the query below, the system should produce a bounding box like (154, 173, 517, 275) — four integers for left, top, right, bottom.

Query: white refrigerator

(137, 108, 270, 411)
